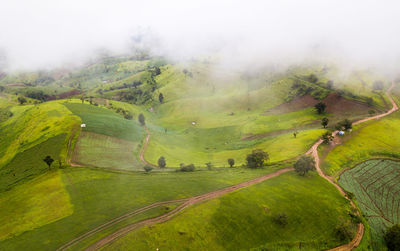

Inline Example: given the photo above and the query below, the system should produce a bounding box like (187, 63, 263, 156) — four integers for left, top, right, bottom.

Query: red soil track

(84, 168, 293, 251)
(139, 126, 157, 168)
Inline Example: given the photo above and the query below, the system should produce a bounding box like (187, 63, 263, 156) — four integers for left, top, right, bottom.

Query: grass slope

(339, 159, 400, 250)
(0, 165, 286, 250)
(0, 102, 80, 167)
(0, 171, 73, 241)
(63, 103, 144, 142)
(102, 171, 355, 251)
(0, 134, 67, 192)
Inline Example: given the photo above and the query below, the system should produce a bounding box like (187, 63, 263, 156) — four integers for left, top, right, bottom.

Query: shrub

(143, 165, 153, 172)
(272, 213, 288, 226)
(180, 163, 195, 172)
(384, 224, 400, 251)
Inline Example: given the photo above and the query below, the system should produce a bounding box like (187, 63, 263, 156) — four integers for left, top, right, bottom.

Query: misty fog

(1, 0, 400, 74)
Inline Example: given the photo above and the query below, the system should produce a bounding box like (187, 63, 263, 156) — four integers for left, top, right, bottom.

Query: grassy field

(145, 126, 326, 167)
(73, 131, 142, 170)
(63, 103, 144, 142)
(321, 111, 400, 178)
(0, 165, 288, 250)
(0, 171, 73, 241)
(101, 171, 356, 251)
(0, 134, 67, 192)
(339, 159, 400, 250)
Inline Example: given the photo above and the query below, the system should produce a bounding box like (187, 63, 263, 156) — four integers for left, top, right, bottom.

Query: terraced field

(339, 159, 400, 249)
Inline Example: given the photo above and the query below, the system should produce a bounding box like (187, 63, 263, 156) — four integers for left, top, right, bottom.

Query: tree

(143, 165, 153, 172)
(228, 158, 235, 168)
(205, 162, 213, 170)
(322, 132, 334, 144)
(17, 96, 27, 105)
(43, 156, 54, 170)
(80, 96, 85, 104)
(246, 149, 269, 168)
(293, 155, 315, 176)
(321, 117, 329, 128)
(138, 113, 145, 126)
(384, 224, 400, 251)
(314, 102, 327, 114)
(158, 156, 166, 168)
(159, 93, 164, 103)
(341, 119, 352, 130)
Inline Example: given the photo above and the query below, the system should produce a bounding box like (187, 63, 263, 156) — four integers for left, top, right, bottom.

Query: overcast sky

(0, 0, 400, 72)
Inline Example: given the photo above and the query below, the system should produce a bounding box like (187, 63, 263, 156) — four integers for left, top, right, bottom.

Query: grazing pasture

(102, 171, 356, 251)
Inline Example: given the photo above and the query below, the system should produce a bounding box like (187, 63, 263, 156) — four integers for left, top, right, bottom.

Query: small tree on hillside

(205, 162, 213, 170)
(322, 132, 334, 144)
(228, 158, 235, 168)
(138, 113, 145, 126)
(336, 119, 352, 130)
(43, 156, 54, 170)
(314, 102, 327, 114)
(293, 155, 315, 176)
(384, 224, 400, 251)
(159, 93, 164, 103)
(17, 96, 27, 105)
(158, 156, 166, 168)
(321, 117, 329, 128)
(246, 149, 269, 168)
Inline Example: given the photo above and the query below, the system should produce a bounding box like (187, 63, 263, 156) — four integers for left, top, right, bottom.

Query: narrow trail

(85, 168, 292, 251)
(57, 168, 292, 251)
(59, 83, 398, 251)
(306, 82, 398, 251)
(139, 126, 157, 168)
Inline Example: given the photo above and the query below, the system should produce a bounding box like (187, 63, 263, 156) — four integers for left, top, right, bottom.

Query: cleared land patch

(101, 171, 356, 251)
(339, 159, 400, 250)
(73, 131, 141, 170)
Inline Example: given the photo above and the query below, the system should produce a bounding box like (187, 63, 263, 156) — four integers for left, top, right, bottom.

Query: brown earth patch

(47, 89, 81, 100)
(6, 83, 25, 87)
(265, 93, 376, 116)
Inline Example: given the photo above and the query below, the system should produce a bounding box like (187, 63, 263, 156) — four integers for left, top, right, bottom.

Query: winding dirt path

(139, 126, 157, 168)
(306, 82, 398, 250)
(85, 167, 292, 251)
(56, 168, 292, 251)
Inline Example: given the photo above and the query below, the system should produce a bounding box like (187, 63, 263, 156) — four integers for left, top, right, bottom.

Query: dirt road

(306, 82, 398, 250)
(139, 126, 157, 168)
